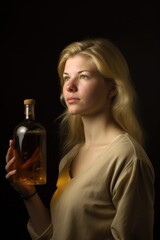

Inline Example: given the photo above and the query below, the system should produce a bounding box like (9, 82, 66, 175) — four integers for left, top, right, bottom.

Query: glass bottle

(13, 99, 47, 185)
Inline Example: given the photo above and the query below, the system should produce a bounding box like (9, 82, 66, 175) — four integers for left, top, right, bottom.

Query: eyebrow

(63, 70, 91, 75)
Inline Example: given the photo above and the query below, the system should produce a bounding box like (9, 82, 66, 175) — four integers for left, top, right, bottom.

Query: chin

(68, 109, 81, 115)
(69, 112, 79, 115)
(68, 107, 85, 115)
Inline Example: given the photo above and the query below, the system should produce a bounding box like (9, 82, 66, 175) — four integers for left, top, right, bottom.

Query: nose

(66, 79, 78, 92)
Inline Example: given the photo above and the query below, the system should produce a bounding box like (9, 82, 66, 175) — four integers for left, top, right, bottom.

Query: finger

(5, 169, 16, 179)
(5, 156, 15, 172)
(5, 170, 17, 186)
(6, 141, 14, 163)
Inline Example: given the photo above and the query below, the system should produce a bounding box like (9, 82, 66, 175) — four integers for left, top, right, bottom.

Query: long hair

(57, 37, 144, 154)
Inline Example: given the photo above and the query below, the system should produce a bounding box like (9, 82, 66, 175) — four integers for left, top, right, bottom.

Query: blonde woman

(5, 37, 155, 240)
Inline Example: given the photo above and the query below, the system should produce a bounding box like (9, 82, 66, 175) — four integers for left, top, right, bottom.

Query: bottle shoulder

(13, 119, 46, 134)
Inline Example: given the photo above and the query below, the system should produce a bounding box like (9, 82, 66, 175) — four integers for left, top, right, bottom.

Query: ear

(108, 87, 117, 98)
(108, 81, 117, 98)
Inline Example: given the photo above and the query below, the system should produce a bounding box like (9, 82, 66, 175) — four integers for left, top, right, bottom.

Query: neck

(81, 114, 124, 147)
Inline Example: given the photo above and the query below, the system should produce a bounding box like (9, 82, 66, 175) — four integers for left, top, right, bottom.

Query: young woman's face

(63, 54, 114, 116)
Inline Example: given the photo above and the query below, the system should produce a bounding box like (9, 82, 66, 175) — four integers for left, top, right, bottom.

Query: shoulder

(109, 133, 148, 159)
(106, 133, 154, 174)
(105, 134, 155, 192)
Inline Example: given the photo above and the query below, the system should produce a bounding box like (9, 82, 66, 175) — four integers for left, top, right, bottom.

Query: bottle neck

(25, 104, 35, 120)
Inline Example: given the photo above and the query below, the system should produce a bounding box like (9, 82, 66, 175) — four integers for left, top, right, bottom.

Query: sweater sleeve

(111, 158, 155, 240)
(27, 219, 53, 240)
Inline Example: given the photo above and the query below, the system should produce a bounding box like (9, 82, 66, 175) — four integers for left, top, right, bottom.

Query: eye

(80, 74, 88, 79)
(63, 76, 70, 82)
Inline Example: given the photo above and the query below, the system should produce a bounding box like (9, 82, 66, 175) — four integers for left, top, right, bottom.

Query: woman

(5, 37, 155, 240)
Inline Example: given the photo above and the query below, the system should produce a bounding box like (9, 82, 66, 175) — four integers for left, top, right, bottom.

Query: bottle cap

(24, 99, 35, 105)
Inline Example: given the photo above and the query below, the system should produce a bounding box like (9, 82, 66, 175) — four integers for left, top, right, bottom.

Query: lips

(67, 97, 80, 104)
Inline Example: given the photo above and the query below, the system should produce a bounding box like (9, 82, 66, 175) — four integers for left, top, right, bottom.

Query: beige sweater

(27, 133, 155, 240)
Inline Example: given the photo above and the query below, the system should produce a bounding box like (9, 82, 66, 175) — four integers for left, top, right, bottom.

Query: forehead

(64, 54, 97, 72)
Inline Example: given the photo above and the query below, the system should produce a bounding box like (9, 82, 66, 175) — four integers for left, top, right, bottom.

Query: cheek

(81, 85, 95, 99)
(82, 84, 106, 104)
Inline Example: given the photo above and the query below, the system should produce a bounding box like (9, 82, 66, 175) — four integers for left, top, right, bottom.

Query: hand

(5, 139, 36, 197)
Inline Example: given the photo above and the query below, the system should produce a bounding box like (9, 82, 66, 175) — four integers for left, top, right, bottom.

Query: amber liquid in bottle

(13, 99, 47, 185)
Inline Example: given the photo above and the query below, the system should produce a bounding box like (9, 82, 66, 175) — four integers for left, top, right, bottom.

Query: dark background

(0, 2, 159, 239)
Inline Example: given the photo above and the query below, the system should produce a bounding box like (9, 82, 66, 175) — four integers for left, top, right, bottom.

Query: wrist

(20, 190, 37, 200)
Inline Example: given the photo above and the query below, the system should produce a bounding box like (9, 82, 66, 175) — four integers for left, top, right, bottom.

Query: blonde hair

(57, 37, 144, 153)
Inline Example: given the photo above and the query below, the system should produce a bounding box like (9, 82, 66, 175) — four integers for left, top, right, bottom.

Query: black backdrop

(0, 2, 159, 239)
